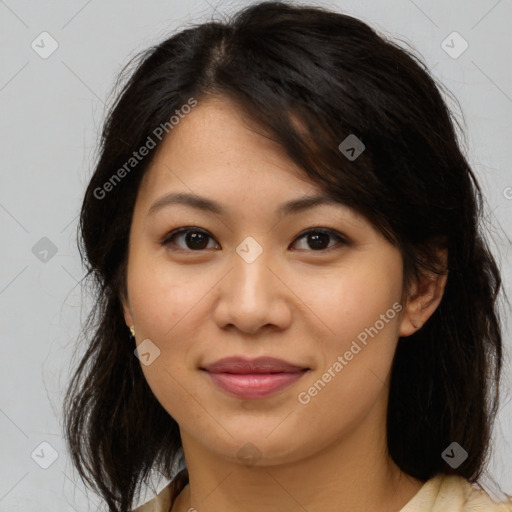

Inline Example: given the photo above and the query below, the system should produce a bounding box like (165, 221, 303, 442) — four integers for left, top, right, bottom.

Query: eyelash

(160, 226, 351, 253)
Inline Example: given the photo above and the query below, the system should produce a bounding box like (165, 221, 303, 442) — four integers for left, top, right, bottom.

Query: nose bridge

(232, 235, 274, 304)
(214, 234, 289, 333)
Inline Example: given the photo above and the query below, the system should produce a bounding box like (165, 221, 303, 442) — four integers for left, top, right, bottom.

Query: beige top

(132, 473, 512, 512)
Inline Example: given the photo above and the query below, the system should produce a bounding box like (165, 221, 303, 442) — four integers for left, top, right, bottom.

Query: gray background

(1, 0, 511, 510)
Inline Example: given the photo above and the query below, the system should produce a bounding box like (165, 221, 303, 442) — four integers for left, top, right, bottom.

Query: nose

(212, 242, 292, 335)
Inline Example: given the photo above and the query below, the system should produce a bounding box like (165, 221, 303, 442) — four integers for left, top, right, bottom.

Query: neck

(171, 392, 424, 512)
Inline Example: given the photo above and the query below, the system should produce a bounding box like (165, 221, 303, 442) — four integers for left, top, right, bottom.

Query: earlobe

(123, 308, 134, 330)
(119, 292, 134, 330)
(399, 251, 449, 338)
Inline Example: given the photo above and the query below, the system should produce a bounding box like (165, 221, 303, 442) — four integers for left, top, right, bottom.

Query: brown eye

(162, 227, 218, 251)
(161, 226, 350, 253)
(291, 229, 349, 252)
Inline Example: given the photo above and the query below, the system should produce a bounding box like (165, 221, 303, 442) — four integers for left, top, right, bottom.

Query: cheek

(127, 256, 200, 416)
(296, 252, 403, 345)
(127, 250, 204, 341)
(294, 260, 403, 430)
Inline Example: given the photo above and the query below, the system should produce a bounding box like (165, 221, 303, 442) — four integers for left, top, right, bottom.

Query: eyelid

(161, 226, 217, 249)
(161, 226, 351, 252)
(292, 227, 351, 249)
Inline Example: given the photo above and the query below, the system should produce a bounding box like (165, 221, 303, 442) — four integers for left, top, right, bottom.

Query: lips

(200, 356, 309, 374)
(200, 356, 310, 399)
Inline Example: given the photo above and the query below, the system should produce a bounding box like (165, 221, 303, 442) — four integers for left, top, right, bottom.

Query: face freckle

(121, 95, 408, 466)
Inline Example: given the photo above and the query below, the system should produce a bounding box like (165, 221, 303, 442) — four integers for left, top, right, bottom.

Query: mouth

(200, 356, 311, 399)
(200, 356, 310, 374)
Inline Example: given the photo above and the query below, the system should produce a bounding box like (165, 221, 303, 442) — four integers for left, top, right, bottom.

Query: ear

(399, 249, 448, 337)
(119, 289, 134, 329)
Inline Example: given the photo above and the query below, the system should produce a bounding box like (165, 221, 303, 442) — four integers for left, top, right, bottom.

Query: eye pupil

(186, 231, 209, 250)
(164, 227, 344, 253)
(308, 232, 330, 250)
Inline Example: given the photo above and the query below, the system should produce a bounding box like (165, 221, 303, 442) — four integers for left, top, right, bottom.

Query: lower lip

(203, 370, 308, 399)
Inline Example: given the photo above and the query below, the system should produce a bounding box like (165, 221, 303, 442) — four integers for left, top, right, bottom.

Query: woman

(63, 2, 512, 511)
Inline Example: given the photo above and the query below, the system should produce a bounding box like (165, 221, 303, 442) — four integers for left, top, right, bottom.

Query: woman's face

(122, 96, 413, 465)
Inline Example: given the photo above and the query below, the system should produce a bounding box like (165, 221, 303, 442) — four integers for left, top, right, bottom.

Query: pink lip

(200, 356, 310, 399)
(204, 371, 308, 399)
(201, 356, 308, 373)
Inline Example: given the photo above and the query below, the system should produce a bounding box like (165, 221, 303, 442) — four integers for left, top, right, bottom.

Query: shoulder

(400, 473, 512, 512)
(131, 484, 172, 512)
(131, 468, 189, 512)
(131, 472, 512, 512)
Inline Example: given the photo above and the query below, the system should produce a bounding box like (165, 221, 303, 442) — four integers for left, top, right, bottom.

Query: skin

(121, 95, 448, 512)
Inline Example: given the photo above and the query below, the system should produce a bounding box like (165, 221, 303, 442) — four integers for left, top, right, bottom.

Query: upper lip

(200, 356, 309, 374)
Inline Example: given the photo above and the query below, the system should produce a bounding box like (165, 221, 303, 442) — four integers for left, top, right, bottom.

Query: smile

(201, 369, 310, 399)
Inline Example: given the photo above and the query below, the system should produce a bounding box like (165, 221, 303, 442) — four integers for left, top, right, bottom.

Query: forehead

(138, 97, 321, 199)
(133, 96, 370, 230)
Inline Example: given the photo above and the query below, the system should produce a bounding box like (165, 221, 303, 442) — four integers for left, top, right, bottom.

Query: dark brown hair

(63, 2, 505, 511)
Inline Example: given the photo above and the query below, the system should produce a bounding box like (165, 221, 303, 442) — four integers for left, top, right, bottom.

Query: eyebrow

(147, 192, 346, 218)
